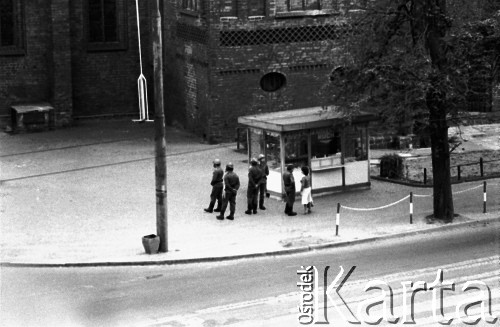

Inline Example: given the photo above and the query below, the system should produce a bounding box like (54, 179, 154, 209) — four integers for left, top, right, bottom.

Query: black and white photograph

(0, 0, 499, 326)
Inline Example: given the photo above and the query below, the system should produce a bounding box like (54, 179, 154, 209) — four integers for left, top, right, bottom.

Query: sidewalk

(0, 119, 498, 266)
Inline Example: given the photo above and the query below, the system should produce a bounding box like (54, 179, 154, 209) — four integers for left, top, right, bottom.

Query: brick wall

(3, 0, 496, 134)
(164, 0, 349, 143)
(50, 0, 73, 126)
(70, 0, 152, 119)
(0, 1, 52, 126)
(0, 0, 152, 128)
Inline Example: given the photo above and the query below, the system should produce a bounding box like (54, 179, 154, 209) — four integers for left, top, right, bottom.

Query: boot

(245, 204, 252, 215)
(216, 215, 224, 220)
(307, 203, 312, 214)
(204, 201, 215, 213)
(253, 204, 258, 214)
(259, 200, 266, 210)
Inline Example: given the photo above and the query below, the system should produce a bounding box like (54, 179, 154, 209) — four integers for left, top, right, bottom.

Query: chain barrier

(413, 193, 432, 198)
(451, 184, 483, 195)
(335, 183, 487, 236)
(340, 195, 410, 211)
(413, 184, 484, 197)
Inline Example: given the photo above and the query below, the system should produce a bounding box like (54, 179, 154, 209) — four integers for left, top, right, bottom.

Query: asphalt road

(1, 222, 498, 327)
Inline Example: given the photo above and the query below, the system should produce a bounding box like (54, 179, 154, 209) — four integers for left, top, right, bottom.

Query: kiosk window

(344, 125, 367, 161)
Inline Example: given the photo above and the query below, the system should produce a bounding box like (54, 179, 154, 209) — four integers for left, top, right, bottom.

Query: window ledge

(248, 15, 265, 21)
(179, 9, 200, 17)
(275, 9, 338, 18)
(220, 16, 238, 22)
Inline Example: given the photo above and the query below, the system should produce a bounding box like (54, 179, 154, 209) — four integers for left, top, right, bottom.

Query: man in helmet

(257, 153, 269, 210)
(216, 162, 240, 220)
(204, 158, 223, 213)
(245, 157, 262, 215)
(283, 164, 298, 216)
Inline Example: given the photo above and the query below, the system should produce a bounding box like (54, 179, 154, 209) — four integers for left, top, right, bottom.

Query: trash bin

(142, 234, 160, 254)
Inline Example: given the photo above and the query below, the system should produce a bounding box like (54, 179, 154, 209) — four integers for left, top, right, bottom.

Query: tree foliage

(325, 0, 499, 220)
(327, 0, 499, 132)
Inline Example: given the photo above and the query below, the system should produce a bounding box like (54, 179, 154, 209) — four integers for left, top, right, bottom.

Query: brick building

(0, 0, 152, 128)
(1, 1, 497, 141)
(164, 0, 365, 143)
(0, 0, 362, 141)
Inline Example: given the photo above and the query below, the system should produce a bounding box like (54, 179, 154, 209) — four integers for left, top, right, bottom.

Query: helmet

(258, 154, 265, 160)
(213, 159, 221, 165)
(226, 162, 234, 169)
(250, 157, 258, 164)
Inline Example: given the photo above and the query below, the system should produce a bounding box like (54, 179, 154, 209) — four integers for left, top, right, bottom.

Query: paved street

(1, 222, 498, 326)
(0, 119, 498, 327)
(0, 119, 498, 265)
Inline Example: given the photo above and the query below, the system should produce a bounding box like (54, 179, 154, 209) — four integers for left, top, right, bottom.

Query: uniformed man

(283, 164, 298, 216)
(204, 158, 223, 213)
(216, 162, 240, 220)
(257, 154, 269, 210)
(245, 157, 262, 215)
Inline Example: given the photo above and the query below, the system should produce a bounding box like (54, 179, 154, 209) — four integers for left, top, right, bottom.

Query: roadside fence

(334, 182, 489, 236)
(421, 157, 500, 184)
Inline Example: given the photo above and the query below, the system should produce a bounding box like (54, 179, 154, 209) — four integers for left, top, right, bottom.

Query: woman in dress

(300, 166, 313, 214)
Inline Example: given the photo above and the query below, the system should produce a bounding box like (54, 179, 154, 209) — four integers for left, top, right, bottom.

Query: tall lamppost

(152, 0, 168, 252)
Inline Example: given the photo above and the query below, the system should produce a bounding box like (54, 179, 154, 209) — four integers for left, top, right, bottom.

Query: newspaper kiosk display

(238, 106, 376, 198)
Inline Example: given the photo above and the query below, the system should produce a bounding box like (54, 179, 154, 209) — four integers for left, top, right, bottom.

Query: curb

(2, 217, 498, 268)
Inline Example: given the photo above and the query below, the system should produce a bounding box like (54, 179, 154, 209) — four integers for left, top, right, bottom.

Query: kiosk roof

(238, 106, 376, 132)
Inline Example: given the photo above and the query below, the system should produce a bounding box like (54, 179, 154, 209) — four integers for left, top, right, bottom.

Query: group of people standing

(204, 155, 313, 220)
(203, 159, 241, 220)
(282, 164, 313, 216)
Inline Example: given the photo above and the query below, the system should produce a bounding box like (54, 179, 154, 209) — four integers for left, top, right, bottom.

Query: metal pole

(409, 192, 413, 224)
(336, 203, 340, 236)
(152, 0, 167, 252)
(483, 181, 487, 214)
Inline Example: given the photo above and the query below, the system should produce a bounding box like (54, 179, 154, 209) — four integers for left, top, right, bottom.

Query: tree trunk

(428, 93, 454, 221)
(425, 0, 455, 221)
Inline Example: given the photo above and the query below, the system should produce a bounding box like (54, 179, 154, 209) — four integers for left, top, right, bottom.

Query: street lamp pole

(152, 0, 168, 252)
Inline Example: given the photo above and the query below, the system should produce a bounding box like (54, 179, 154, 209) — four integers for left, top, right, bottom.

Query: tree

(327, 0, 499, 221)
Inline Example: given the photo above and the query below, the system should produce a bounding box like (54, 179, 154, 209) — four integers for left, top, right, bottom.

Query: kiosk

(238, 106, 377, 198)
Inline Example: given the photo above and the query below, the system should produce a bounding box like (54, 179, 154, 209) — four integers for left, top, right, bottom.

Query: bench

(11, 103, 55, 133)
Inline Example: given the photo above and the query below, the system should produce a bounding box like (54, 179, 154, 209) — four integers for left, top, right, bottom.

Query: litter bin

(142, 234, 160, 254)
